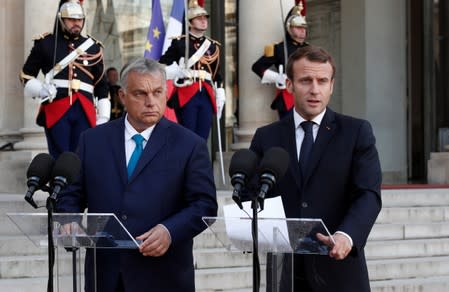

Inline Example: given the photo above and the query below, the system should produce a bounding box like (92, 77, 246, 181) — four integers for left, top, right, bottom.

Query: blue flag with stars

(144, 0, 166, 60)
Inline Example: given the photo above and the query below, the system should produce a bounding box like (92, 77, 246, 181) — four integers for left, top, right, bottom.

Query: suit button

(301, 202, 308, 208)
(121, 215, 127, 220)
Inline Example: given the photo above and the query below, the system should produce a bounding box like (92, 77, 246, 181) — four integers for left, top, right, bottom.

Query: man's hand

(136, 224, 171, 257)
(58, 222, 85, 236)
(316, 232, 352, 260)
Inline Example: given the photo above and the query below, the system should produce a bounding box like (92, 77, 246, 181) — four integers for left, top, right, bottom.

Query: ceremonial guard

(106, 67, 125, 120)
(20, 0, 110, 159)
(252, 0, 309, 119)
(159, 0, 225, 140)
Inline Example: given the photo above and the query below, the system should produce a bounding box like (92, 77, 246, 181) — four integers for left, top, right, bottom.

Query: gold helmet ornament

(286, 0, 307, 35)
(187, 0, 209, 21)
(58, 0, 85, 34)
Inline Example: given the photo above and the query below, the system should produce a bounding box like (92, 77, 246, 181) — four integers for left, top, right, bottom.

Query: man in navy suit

(250, 46, 382, 291)
(56, 57, 217, 291)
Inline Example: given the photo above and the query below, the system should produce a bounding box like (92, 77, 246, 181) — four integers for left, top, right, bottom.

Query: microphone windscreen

(26, 153, 55, 185)
(229, 149, 260, 178)
(259, 147, 290, 180)
(51, 152, 81, 184)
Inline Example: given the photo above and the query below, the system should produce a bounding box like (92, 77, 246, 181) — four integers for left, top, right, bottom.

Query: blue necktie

(127, 134, 144, 178)
(299, 121, 314, 175)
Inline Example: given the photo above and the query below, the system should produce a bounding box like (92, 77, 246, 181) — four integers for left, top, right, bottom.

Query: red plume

(197, 0, 205, 7)
(295, 0, 306, 16)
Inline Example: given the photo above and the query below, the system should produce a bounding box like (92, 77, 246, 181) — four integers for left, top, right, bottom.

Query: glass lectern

(202, 216, 333, 292)
(7, 212, 139, 292)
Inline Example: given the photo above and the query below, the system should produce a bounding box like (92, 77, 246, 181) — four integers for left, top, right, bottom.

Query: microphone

(229, 149, 260, 209)
(25, 153, 55, 208)
(257, 147, 290, 210)
(49, 152, 81, 200)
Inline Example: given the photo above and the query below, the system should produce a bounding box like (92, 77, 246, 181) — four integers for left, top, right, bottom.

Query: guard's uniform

(109, 84, 124, 120)
(252, 39, 308, 119)
(21, 31, 108, 158)
(159, 33, 221, 140)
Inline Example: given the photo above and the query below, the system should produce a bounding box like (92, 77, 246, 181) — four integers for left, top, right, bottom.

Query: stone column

(341, 0, 407, 183)
(14, 0, 59, 152)
(0, 0, 26, 146)
(234, 0, 285, 149)
(0, 0, 58, 194)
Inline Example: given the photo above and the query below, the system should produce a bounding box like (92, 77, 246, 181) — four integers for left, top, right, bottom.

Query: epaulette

(264, 43, 275, 57)
(206, 36, 221, 46)
(169, 35, 186, 40)
(32, 32, 51, 41)
(87, 34, 104, 47)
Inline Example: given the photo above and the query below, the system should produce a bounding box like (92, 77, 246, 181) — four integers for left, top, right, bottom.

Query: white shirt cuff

(335, 231, 353, 247)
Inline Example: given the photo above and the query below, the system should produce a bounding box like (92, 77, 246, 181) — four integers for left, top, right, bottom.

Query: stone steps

(1, 188, 449, 291)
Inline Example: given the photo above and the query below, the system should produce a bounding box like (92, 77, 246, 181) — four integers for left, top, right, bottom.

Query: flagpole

(184, 0, 189, 69)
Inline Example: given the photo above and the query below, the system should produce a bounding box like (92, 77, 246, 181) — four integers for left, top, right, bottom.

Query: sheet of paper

(222, 197, 292, 252)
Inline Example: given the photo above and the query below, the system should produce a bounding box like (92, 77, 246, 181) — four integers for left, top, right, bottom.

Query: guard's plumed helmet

(188, 0, 209, 21)
(286, 0, 307, 35)
(58, 0, 85, 34)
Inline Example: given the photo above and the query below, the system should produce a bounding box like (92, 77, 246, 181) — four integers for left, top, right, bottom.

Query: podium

(203, 216, 333, 292)
(7, 212, 139, 292)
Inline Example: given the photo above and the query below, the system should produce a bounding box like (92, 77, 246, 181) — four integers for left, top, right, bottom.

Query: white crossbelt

(186, 39, 211, 68)
(53, 79, 94, 94)
(45, 38, 95, 83)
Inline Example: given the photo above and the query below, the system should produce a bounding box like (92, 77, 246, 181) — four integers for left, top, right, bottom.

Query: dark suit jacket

(250, 108, 382, 291)
(57, 117, 218, 292)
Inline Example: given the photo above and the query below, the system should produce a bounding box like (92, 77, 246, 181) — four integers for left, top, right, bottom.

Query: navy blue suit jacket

(57, 117, 217, 292)
(250, 108, 382, 291)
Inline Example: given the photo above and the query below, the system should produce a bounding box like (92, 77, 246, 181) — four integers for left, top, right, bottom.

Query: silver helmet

(58, 1, 85, 34)
(286, 1, 307, 36)
(187, 0, 209, 21)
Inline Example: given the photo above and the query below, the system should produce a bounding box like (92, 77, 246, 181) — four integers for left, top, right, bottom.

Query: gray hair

(119, 57, 166, 90)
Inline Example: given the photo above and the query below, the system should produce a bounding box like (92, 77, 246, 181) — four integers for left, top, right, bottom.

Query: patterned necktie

(127, 134, 144, 178)
(299, 121, 314, 175)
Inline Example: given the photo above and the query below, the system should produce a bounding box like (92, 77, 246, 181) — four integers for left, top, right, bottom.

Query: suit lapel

(303, 109, 337, 184)
(110, 117, 128, 185)
(128, 118, 169, 182)
(280, 115, 303, 190)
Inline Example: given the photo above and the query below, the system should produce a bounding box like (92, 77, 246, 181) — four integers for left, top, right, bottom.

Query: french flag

(162, 0, 185, 123)
(162, 0, 185, 54)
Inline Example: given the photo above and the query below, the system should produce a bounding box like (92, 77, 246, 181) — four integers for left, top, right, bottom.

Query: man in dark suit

(250, 45, 382, 291)
(56, 57, 218, 291)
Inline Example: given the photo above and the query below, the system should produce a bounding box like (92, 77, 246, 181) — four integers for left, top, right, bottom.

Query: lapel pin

(326, 126, 331, 130)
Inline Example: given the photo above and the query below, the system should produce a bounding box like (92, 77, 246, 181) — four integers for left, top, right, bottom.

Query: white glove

(177, 57, 192, 79)
(24, 78, 56, 102)
(261, 70, 287, 89)
(41, 82, 57, 102)
(215, 87, 226, 120)
(165, 62, 183, 80)
(96, 98, 111, 125)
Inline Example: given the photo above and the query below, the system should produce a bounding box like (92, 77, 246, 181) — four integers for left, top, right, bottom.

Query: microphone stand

(39, 186, 78, 292)
(251, 197, 261, 292)
(40, 186, 56, 292)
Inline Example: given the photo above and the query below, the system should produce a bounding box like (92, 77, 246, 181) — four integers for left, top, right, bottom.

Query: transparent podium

(203, 216, 333, 292)
(7, 212, 140, 292)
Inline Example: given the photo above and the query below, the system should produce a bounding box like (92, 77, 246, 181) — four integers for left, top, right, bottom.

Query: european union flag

(144, 0, 166, 60)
